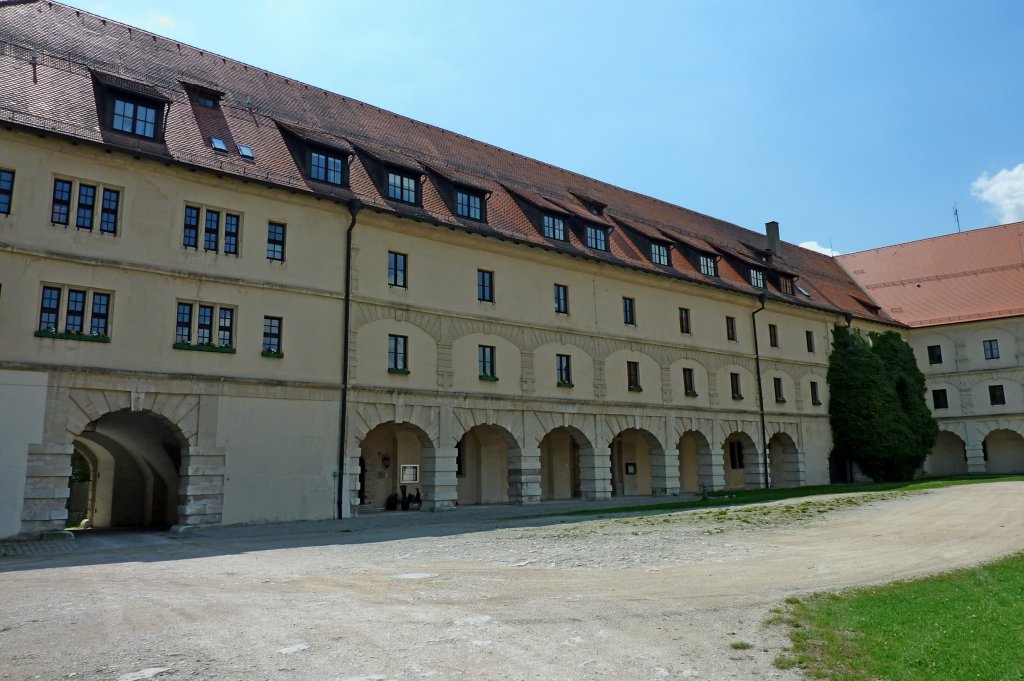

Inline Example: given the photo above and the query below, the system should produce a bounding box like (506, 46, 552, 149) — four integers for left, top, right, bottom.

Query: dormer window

(699, 254, 718, 277)
(651, 242, 670, 266)
(387, 170, 418, 205)
(210, 137, 228, 152)
(112, 96, 158, 138)
(779, 276, 795, 295)
(237, 144, 255, 160)
(543, 215, 566, 241)
(193, 94, 217, 109)
(456, 189, 484, 221)
(585, 225, 608, 251)
(310, 150, 345, 186)
(750, 268, 765, 288)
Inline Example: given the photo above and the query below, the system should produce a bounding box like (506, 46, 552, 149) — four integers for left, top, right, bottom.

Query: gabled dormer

(503, 185, 573, 243)
(569, 191, 607, 218)
(613, 217, 672, 266)
(275, 121, 352, 189)
(92, 70, 170, 143)
(424, 165, 490, 222)
(352, 143, 422, 206)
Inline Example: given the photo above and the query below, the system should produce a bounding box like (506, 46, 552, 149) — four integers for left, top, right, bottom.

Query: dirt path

(2, 482, 1023, 681)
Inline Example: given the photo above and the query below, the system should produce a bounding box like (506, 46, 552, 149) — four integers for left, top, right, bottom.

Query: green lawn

(774, 552, 1024, 680)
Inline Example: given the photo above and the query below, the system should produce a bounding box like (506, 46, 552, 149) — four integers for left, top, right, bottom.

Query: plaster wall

(0, 370, 47, 537)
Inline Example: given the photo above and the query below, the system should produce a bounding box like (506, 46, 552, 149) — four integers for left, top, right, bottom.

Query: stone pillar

(508, 447, 541, 504)
(649, 448, 680, 496)
(176, 446, 225, 528)
(745, 447, 768, 488)
(20, 444, 74, 536)
(789, 450, 807, 486)
(579, 446, 612, 500)
(965, 443, 987, 474)
(422, 446, 458, 511)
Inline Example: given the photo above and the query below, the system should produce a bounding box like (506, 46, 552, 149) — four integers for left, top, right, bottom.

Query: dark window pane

(183, 206, 200, 248)
(91, 293, 110, 336)
(224, 214, 239, 255)
(76, 184, 95, 230)
(65, 289, 86, 333)
(39, 286, 61, 331)
(204, 210, 220, 252)
(51, 179, 72, 225)
(100, 189, 119, 234)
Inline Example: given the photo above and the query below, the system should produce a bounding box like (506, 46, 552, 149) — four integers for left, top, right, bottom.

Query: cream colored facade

(0, 125, 875, 537)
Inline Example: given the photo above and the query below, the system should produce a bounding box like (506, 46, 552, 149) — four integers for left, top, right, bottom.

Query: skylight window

(797, 285, 812, 298)
(210, 137, 228, 152)
(237, 144, 255, 160)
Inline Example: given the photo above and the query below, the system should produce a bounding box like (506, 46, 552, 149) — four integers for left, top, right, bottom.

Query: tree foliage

(827, 327, 937, 481)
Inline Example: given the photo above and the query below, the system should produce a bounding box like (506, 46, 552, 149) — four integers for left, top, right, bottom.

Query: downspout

(751, 292, 770, 488)
(337, 198, 363, 520)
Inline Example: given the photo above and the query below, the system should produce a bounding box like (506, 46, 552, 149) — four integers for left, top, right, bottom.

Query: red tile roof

(0, 0, 896, 324)
(836, 222, 1024, 327)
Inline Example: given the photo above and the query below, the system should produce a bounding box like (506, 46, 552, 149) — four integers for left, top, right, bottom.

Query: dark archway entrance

(539, 427, 587, 500)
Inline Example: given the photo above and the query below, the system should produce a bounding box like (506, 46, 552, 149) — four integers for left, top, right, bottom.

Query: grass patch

(774, 552, 1024, 680)
(729, 641, 753, 650)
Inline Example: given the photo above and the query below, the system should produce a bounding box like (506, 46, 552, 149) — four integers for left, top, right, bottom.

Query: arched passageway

(927, 431, 968, 476)
(609, 429, 660, 497)
(677, 431, 712, 494)
(358, 421, 434, 509)
(984, 429, 1024, 474)
(69, 410, 186, 529)
(722, 432, 758, 490)
(457, 425, 517, 505)
(768, 432, 801, 488)
(539, 427, 586, 500)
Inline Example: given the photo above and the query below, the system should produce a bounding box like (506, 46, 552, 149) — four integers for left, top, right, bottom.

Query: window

(237, 144, 255, 160)
(224, 214, 239, 256)
(262, 316, 283, 356)
(554, 284, 569, 314)
(806, 330, 816, 354)
(52, 178, 121, 234)
(543, 215, 565, 240)
(477, 269, 494, 302)
(100, 189, 120, 234)
(174, 301, 235, 351)
(927, 345, 943, 365)
(267, 222, 286, 261)
(176, 303, 193, 343)
(810, 380, 821, 405)
(983, 339, 999, 360)
(679, 307, 691, 334)
(651, 242, 669, 266)
(768, 323, 779, 348)
(36, 285, 113, 340)
(0, 168, 13, 215)
(623, 297, 636, 325)
(192, 93, 217, 109)
(204, 209, 220, 251)
(183, 206, 199, 249)
(728, 441, 744, 469)
(387, 171, 417, 204)
(210, 137, 228, 152)
(556, 354, 572, 386)
(478, 345, 497, 380)
(456, 190, 484, 221)
(76, 184, 95, 230)
(627, 361, 641, 391)
(183, 205, 238, 255)
(750, 268, 765, 288)
(699, 254, 717, 277)
(585, 226, 608, 251)
(388, 251, 407, 288)
(773, 376, 785, 402)
(197, 305, 213, 345)
(780, 276, 795, 295)
(218, 308, 234, 348)
(683, 367, 696, 396)
(726, 316, 737, 341)
(111, 96, 158, 139)
(51, 179, 71, 225)
(388, 334, 408, 373)
(932, 389, 948, 410)
(730, 372, 742, 399)
(989, 384, 1006, 406)
(310, 151, 345, 186)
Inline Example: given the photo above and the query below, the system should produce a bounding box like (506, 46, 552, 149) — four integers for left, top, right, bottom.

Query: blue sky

(66, 1, 1024, 254)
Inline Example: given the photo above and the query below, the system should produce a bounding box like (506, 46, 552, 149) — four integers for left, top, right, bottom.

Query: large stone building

(0, 1, 900, 539)
(838, 223, 1024, 477)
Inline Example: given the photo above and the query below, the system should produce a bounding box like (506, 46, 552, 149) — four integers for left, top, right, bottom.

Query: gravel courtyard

(3, 482, 1023, 681)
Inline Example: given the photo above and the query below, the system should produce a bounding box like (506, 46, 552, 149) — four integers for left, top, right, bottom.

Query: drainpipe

(337, 198, 363, 520)
(751, 292, 770, 488)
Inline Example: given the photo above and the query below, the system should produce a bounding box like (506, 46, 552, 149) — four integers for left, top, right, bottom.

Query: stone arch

(609, 427, 668, 497)
(983, 428, 1024, 474)
(357, 419, 438, 510)
(677, 430, 715, 493)
(927, 430, 968, 477)
(768, 431, 803, 488)
(456, 423, 522, 505)
(722, 431, 759, 490)
(539, 426, 591, 500)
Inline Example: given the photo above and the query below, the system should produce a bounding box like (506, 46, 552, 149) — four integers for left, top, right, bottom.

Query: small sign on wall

(400, 464, 419, 484)
(625, 462, 637, 475)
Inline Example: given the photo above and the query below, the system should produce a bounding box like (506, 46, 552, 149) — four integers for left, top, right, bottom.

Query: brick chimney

(765, 221, 780, 257)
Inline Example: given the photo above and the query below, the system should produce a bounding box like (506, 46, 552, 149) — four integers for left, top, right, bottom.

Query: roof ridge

(838, 220, 1024, 257)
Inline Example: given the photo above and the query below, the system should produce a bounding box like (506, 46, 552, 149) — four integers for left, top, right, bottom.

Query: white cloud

(971, 163, 1024, 223)
(799, 241, 841, 256)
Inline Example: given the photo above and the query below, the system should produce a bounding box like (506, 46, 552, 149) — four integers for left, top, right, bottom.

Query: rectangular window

(543, 215, 565, 240)
(64, 289, 86, 333)
(556, 354, 572, 386)
(477, 269, 494, 302)
(585, 226, 608, 251)
(217, 308, 234, 348)
(726, 316, 737, 341)
(112, 97, 157, 138)
(224, 213, 239, 256)
(0, 169, 13, 215)
(554, 284, 569, 314)
(623, 297, 636, 325)
(100, 189, 119, 234)
(388, 334, 408, 372)
(387, 171, 417, 204)
(810, 381, 821, 405)
(750, 268, 765, 288)
(699, 254, 717, 277)
(309, 151, 345, 186)
(780, 276, 795, 295)
(388, 251, 407, 288)
(38, 286, 61, 331)
(478, 345, 496, 379)
(989, 384, 1006, 406)
(730, 372, 742, 399)
(806, 330, 816, 353)
(683, 367, 696, 396)
(183, 206, 200, 249)
(51, 179, 72, 225)
(267, 222, 286, 261)
(174, 301, 234, 350)
(983, 339, 999, 360)
(627, 361, 641, 390)
(456, 190, 483, 220)
(927, 345, 943, 365)
(90, 293, 110, 336)
(729, 441, 744, 469)
(932, 389, 948, 410)
(175, 303, 193, 343)
(769, 323, 779, 348)
(204, 209, 220, 252)
(773, 376, 785, 402)
(263, 316, 282, 354)
(651, 242, 669, 266)
(76, 184, 96, 230)
(679, 307, 691, 334)
(197, 305, 214, 345)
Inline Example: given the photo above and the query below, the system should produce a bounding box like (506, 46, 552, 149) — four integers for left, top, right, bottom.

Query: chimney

(765, 221, 780, 257)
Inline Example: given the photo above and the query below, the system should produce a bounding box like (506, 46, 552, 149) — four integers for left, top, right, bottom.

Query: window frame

(173, 300, 236, 351)
(108, 92, 162, 140)
(49, 177, 122, 234)
(989, 384, 1006, 406)
(542, 214, 566, 241)
(932, 388, 948, 410)
(585, 225, 609, 251)
(183, 204, 240, 255)
(699, 254, 718, 277)
(388, 334, 409, 373)
(730, 372, 742, 399)
(651, 242, 669, 266)
(554, 284, 569, 315)
(626, 360, 642, 391)
(623, 297, 636, 326)
(388, 251, 408, 288)
(455, 188, 485, 221)
(728, 441, 744, 469)
(983, 339, 1000, 360)
(810, 380, 821, 406)
(927, 344, 943, 365)
(477, 269, 495, 303)
(267, 222, 286, 262)
(768, 323, 779, 348)
(478, 344, 497, 380)
(679, 307, 691, 335)
(779, 276, 795, 296)
(556, 353, 573, 387)
(262, 316, 283, 356)
(682, 367, 697, 396)
(0, 168, 14, 215)
(309, 149, 346, 186)
(726, 315, 737, 342)
(36, 284, 114, 340)
(750, 268, 765, 288)
(773, 376, 785, 402)
(386, 169, 419, 205)
(806, 330, 816, 354)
